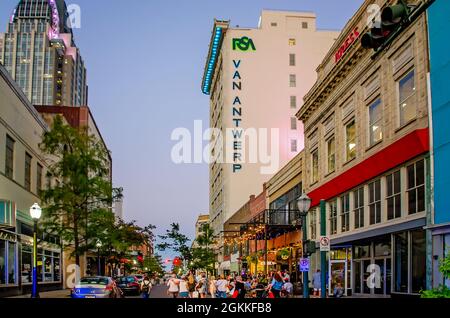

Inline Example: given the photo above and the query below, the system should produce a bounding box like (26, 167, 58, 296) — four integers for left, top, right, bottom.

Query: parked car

(71, 276, 121, 299)
(116, 276, 141, 296)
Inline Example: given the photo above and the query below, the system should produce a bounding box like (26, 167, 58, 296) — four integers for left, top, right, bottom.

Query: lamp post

(96, 240, 102, 276)
(30, 203, 42, 298)
(297, 192, 312, 299)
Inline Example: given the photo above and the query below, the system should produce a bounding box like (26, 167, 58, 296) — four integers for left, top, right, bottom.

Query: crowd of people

(165, 270, 296, 299)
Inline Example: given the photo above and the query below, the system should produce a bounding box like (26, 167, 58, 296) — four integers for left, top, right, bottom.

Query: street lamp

(96, 240, 102, 276)
(297, 192, 312, 299)
(30, 203, 42, 299)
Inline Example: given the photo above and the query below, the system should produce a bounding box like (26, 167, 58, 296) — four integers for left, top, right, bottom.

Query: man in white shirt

(167, 274, 180, 298)
(215, 275, 229, 298)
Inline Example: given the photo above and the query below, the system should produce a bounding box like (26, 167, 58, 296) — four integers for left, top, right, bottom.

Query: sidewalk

(9, 289, 71, 298)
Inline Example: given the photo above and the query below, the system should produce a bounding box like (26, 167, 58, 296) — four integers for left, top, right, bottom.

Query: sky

(0, 0, 364, 261)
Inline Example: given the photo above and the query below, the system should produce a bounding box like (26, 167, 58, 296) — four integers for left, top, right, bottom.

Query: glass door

(329, 261, 347, 296)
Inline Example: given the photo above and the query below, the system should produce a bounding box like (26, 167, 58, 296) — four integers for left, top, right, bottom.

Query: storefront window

(354, 244, 371, 259)
(53, 253, 60, 281)
(0, 240, 5, 285)
(8, 242, 16, 284)
(411, 230, 426, 293)
(374, 237, 391, 257)
(21, 246, 32, 284)
(37, 254, 43, 282)
(394, 232, 408, 293)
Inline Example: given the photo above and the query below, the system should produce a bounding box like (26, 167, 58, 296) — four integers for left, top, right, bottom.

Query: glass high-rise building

(0, 0, 88, 106)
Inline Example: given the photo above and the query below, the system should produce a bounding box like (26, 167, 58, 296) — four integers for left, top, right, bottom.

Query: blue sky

(0, 0, 364, 260)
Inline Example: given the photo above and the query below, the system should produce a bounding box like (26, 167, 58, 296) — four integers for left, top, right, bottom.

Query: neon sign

(335, 27, 360, 63)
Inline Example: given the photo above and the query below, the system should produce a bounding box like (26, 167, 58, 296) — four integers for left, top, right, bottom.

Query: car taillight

(105, 285, 113, 291)
(128, 282, 138, 287)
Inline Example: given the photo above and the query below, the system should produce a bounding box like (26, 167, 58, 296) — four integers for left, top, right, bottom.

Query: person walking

(233, 276, 247, 299)
(268, 273, 284, 298)
(167, 274, 180, 298)
(216, 275, 228, 298)
(188, 271, 196, 298)
(209, 276, 217, 298)
(196, 273, 208, 298)
(179, 276, 190, 298)
(312, 269, 322, 297)
(140, 276, 152, 299)
(282, 278, 294, 298)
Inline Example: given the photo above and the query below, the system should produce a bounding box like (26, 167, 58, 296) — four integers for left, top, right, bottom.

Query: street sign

(299, 258, 310, 272)
(320, 236, 330, 252)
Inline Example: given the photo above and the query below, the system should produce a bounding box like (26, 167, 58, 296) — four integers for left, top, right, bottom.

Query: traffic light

(361, 0, 411, 51)
(303, 240, 317, 257)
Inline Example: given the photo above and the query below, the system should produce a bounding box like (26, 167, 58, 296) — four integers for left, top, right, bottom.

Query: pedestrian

(228, 278, 235, 298)
(282, 278, 293, 298)
(215, 275, 228, 298)
(268, 273, 284, 298)
(333, 282, 344, 298)
(166, 274, 180, 298)
(233, 276, 247, 299)
(312, 269, 321, 297)
(179, 276, 190, 298)
(209, 276, 217, 298)
(196, 273, 207, 298)
(188, 271, 196, 298)
(140, 275, 152, 299)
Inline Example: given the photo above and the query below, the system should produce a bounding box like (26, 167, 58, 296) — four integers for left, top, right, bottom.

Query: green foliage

(143, 254, 165, 275)
(421, 251, 450, 298)
(39, 116, 123, 264)
(157, 223, 191, 263)
(190, 224, 216, 273)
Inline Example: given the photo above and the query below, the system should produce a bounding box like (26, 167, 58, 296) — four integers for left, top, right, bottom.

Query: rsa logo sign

(335, 27, 360, 63)
(232, 37, 256, 51)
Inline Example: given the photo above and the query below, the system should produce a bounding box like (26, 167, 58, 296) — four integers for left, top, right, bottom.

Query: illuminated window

(289, 38, 296, 46)
(369, 98, 383, 146)
(345, 120, 356, 161)
(398, 70, 416, 126)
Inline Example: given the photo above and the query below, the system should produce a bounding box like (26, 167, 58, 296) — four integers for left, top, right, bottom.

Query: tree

(156, 223, 191, 269)
(39, 115, 123, 265)
(421, 251, 450, 298)
(190, 223, 216, 274)
(143, 254, 165, 276)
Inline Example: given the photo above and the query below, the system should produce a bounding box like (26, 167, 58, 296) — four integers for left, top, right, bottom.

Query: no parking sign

(299, 258, 310, 272)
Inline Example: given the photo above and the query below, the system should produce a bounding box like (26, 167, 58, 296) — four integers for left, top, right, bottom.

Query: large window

(341, 194, 350, 232)
(36, 163, 43, 196)
(5, 135, 15, 179)
(327, 137, 335, 174)
(309, 209, 317, 240)
(399, 70, 416, 126)
(290, 96, 297, 109)
(329, 200, 338, 235)
(311, 149, 319, 184)
(394, 232, 408, 293)
(25, 152, 32, 191)
(369, 179, 381, 225)
(0, 239, 16, 286)
(387, 170, 402, 220)
(354, 187, 364, 229)
(35, 248, 61, 283)
(291, 117, 297, 130)
(368, 98, 383, 146)
(21, 245, 32, 284)
(289, 54, 296, 66)
(411, 230, 426, 293)
(289, 74, 296, 87)
(345, 120, 356, 161)
(407, 159, 425, 215)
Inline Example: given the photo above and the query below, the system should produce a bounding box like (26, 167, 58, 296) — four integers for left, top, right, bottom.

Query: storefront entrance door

(329, 260, 347, 296)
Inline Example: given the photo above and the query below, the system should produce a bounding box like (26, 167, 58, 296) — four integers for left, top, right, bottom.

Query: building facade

(0, 0, 88, 106)
(0, 63, 62, 297)
(428, 0, 450, 289)
(192, 214, 210, 249)
(297, 0, 431, 297)
(201, 10, 339, 249)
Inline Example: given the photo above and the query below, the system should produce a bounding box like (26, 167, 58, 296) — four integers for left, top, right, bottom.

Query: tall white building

(201, 10, 339, 238)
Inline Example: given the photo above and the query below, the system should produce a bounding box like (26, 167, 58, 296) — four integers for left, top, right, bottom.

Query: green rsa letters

(232, 37, 256, 51)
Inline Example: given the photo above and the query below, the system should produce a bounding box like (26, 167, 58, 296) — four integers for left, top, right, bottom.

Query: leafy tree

(421, 251, 450, 298)
(190, 223, 216, 274)
(156, 223, 191, 268)
(143, 254, 165, 276)
(39, 115, 122, 265)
